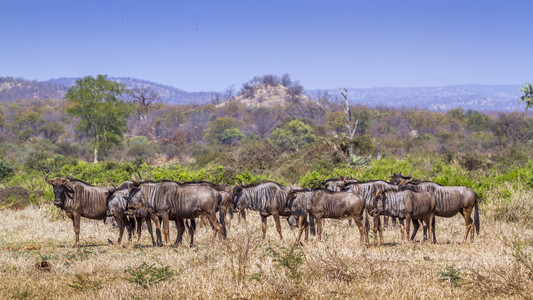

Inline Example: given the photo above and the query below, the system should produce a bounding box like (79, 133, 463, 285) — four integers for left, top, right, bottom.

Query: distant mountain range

(307, 85, 524, 112)
(0, 76, 525, 112)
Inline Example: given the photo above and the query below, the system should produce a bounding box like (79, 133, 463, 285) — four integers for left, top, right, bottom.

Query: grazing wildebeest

(45, 173, 115, 247)
(398, 181, 480, 243)
(287, 188, 368, 246)
(233, 181, 309, 241)
(127, 180, 225, 247)
(106, 182, 160, 246)
(389, 172, 413, 185)
(343, 180, 399, 245)
(369, 189, 435, 243)
(321, 177, 359, 192)
(180, 181, 238, 237)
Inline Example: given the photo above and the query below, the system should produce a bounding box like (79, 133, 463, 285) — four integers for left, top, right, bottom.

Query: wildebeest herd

(45, 172, 479, 248)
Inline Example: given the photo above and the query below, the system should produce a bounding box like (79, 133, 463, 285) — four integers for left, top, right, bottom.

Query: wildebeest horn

(137, 171, 143, 181)
(407, 172, 413, 179)
(389, 170, 393, 177)
(66, 172, 74, 180)
(44, 172, 53, 184)
(131, 173, 139, 184)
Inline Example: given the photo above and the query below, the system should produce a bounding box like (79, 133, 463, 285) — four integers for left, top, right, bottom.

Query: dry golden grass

(1, 197, 532, 299)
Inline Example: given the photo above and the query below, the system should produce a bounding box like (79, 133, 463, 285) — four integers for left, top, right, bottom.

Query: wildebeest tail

(219, 209, 227, 238)
(474, 193, 480, 235)
(309, 214, 316, 236)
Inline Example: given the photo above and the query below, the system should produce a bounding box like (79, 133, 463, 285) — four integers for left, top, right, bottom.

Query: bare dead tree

(129, 87, 160, 121)
(340, 88, 358, 157)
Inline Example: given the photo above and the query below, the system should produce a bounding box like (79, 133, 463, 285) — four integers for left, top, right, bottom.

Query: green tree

(65, 75, 132, 163)
(12, 104, 45, 142)
(519, 83, 533, 111)
(270, 119, 316, 152)
(205, 116, 243, 145)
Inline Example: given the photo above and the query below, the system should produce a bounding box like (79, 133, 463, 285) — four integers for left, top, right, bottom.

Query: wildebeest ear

(65, 172, 74, 180)
(389, 170, 393, 177)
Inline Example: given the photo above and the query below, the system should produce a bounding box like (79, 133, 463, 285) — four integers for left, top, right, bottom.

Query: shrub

(124, 262, 176, 289)
(0, 156, 13, 180)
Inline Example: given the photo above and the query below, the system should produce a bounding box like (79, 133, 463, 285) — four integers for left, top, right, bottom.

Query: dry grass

(1, 202, 532, 299)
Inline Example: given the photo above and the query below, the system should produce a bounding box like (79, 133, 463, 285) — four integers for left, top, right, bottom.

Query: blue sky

(1, 0, 531, 91)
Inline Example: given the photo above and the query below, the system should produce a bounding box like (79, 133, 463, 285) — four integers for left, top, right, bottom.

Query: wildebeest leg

(461, 208, 473, 243)
(404, 215, 412, 243)
(151, 214, 163, 247)
(161, 213, 170, 247)
(272, 211, 283, 241)
(261, 216, 268, 240)
(145, 217, 156, 246)
(173, 219, 185, 247)
(354, 215, 368, 247)
(204, 212, 224, 240)
(135, 216, 143, 243)
(116, 216, 125, 244)
(295, 215, 306, 246)
(431, 217, 437, 243)
(398, 218, 405, 243)
(348, 217, 353, 227)
(317, 218, 324, 241)
(410, 220, 420, 241)
(372, 216, 382, 246)
(72, 213, 81, 248)
(383, 216, 389, 228)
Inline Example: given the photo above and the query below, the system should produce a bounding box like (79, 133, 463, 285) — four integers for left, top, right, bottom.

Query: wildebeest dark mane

(311, 188, 337, 194)
(290, 188, 312, 194)
(240, 181, 286, 189)
(70, 179, 96, 187)
(181, 181, 229, 191)
(343, 180, 389, 188)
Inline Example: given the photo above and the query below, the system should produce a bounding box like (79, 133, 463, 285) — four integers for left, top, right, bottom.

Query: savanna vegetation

(0, 74, 532, 299)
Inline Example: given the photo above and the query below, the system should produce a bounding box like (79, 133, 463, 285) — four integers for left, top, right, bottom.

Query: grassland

(1, 189, 532, 300)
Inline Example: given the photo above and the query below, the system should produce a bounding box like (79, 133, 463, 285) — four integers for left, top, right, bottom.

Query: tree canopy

(65, 75, 132, 163)
(519, 83, 533, 112)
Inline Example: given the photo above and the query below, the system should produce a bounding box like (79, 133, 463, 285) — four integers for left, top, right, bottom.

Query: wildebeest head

(369, 190, 385, 216)
(389, 171, 412, 185)
(126, 182, 143, 210)
(45, 172, 74, 207)
(288, 189, 307, 216)
(231, 181, 245, 212)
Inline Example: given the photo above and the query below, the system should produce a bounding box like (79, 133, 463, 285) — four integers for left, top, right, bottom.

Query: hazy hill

(46, 77, 219, 105)
(0, 77, 217, 105)
(0, 76, 525, 112)
(308, 84, 523, 112)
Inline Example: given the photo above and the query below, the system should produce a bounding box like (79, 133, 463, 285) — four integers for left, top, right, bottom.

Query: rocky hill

(220, 83, 327, 122)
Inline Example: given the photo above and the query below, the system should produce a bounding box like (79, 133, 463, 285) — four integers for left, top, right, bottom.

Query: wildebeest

(287, 188, 368, 246)
(321, 177, 359, 191)
(369, 189, 435, 243)
(343, 180, 399, 245)
(233, 181, 309, 240)
(389, 172, 413, 185)
(45, 173, 114, 247)
(398, 181, 480, 243)
(106, 182, 160, 246)
(127, 179, 225, 247)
